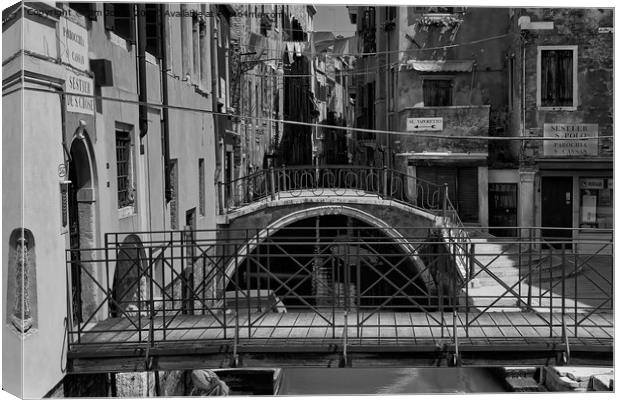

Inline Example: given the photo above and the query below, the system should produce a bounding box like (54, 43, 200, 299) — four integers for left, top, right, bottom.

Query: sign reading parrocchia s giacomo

(543, 123, 598, 156)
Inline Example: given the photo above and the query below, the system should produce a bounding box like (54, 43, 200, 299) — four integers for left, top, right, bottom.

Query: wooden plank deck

(71, 311, 613, 349)
(67, 311, 613, 372)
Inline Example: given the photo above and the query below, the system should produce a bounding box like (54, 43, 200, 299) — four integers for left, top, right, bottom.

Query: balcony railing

(218, 165, 451, 214)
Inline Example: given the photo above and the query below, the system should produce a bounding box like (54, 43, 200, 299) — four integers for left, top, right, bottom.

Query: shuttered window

(540, 49, 574, 107)
(417, 166, 478, 222)
(457, 168, 479, 222)
(423, 79, 452, 106)
(104, 3, 135, 43)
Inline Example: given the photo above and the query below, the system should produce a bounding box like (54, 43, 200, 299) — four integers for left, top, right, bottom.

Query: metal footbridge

(65, 166, 613, 372)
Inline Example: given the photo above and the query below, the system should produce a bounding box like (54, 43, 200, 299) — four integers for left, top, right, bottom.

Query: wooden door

(541, 176, 573, 247)
(68, 158, 82, 323)
(489, 183, 518, 237)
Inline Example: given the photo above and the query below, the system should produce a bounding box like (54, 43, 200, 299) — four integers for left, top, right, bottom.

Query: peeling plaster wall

(516, 8, 613, 162)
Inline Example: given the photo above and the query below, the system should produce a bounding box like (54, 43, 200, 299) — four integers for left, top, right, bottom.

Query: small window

(386, 7, 397, 21)
(69, 2, 97, 20)
(170, 159, 179, 229)
(538, 46, 577, 109)
(116, 129, 135, 209)
(216, 17, 222, 48)
(423, 78, 453, 106)
(104, 3, 135, 43)
(198, 159, 205, 216)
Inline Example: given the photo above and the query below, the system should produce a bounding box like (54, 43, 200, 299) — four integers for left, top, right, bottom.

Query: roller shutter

(416, 166, 478, 223)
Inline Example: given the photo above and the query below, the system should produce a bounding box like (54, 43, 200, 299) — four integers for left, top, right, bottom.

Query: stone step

(505, 376, 542, 392)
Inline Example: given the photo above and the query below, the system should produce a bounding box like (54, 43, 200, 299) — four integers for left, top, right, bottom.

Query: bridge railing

(218, 165, 447, 215)
(65, 227, 612, 355)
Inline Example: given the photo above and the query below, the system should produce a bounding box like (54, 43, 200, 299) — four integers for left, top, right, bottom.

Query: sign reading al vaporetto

(406, 117, 443, 131)
(543, 123, 598, 156)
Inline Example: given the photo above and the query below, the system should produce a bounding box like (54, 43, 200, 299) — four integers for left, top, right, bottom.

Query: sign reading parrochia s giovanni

(65, 70, 95, 115)
(59, 17, 88, 71)
(543, 123, 598, 156)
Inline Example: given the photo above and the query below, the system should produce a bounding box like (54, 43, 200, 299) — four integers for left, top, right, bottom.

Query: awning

(404, 59, 475, 72)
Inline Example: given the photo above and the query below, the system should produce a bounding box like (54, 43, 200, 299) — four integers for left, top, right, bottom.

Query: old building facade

(510, 8, 613, 246)
(350, 6, 513, 227)
(348, 6, 613, 238)
(2, 2, 223, 396)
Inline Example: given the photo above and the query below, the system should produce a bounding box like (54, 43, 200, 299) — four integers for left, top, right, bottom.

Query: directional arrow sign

(407, 117, 443, 132)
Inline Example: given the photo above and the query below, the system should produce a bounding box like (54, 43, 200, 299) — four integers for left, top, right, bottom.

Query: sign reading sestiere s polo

(58, 17, 89, 71)
(543, 123, 598, 156)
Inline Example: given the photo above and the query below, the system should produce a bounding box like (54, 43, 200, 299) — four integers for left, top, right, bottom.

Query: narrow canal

(277, 367, 508, 394)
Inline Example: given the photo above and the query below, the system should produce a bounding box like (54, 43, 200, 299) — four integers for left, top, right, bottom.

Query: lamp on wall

(74, 120, 87, 140)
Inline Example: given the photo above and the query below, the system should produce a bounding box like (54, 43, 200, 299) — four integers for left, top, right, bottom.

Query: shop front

(536, 161, 612, 254)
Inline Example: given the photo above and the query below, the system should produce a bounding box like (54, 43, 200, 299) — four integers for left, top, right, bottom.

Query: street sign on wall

(58, 17, 89, 71)
(543, 123, 598, 156)
(406, 117, 443, 131)
(65, 70, 95, 115)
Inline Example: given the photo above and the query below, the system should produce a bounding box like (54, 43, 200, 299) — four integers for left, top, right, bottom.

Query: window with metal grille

(423, 78, 453, 106)
(540, 49, 575, 107)
(116, 130, 133, 208)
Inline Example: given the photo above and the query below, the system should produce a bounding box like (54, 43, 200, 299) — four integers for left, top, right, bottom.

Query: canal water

(277, 367, 507, 395)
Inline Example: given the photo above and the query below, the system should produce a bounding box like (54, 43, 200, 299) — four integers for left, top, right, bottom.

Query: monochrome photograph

(1, 1, 615, 397)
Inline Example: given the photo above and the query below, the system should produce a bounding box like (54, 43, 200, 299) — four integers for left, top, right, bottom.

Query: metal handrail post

(549, 245, 553, 338)
(218, 181, 224, 214)
(149, 247, 155, 347)
(442, 184, 449, 219)
(343, 310, 348, 367)
(269, 167, 276, 200)
(382, 166, 388, 198)
(453, 309, 459, 366)
(233, 310, 239, 367)
(527, 228, 533, 308)
(561, 243, 566, 340)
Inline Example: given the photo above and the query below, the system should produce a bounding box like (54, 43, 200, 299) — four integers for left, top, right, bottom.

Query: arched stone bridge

(215, 165, 470, 289)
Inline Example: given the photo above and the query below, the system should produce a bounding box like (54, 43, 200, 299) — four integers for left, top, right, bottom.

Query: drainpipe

(137, 3, 148, 141)
(160, 4, 172, 202)
(211, 6, 222, 190)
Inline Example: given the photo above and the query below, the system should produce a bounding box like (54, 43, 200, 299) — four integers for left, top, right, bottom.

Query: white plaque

(406, 117, 443, 131)
(65, 70, 95, 115)
(58, 18, 89, 71)
(543, 123, 598, 156)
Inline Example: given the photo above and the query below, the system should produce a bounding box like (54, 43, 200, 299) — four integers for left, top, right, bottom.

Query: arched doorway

(68, 133, 97, 323)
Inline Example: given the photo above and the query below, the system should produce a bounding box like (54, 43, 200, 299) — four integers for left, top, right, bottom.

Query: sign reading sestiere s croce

(543, 123, 598, 156)
(65, 70, 95, 115)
